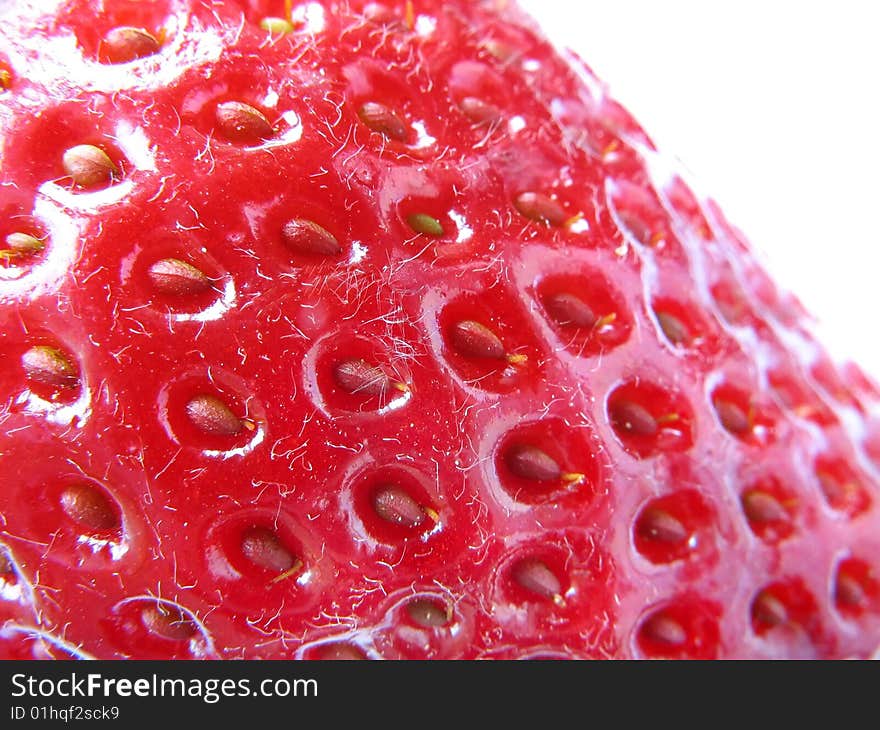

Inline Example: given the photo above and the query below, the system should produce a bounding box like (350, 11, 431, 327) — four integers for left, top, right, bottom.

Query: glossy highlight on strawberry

(0, 0, 879, 660)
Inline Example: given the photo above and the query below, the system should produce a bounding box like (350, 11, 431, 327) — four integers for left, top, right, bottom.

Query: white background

(523, 0, 880, 377)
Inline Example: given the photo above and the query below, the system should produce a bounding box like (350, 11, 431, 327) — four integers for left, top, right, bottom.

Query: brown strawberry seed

(21, 345, 79, 389)
(752, 591, 789, 629)
(141, 604, 197, 641)
(617, 210, 660, 247)
(636, 508, 689, 545)
(147, 258, 212, 296)
(358, 102, 408, 141)
(815, 469, 861, 511)
(101, 27, 161, 64)
(833, 558, 878, 617)
(512, 558, 564, 604)
(835, 571, 867, 610)
(459, 96, 502, 124)
(513, 192, 568, 226)
(372, 485, 428, 528)
(62, 144, 118, 188)
(240, 526, 297, 574)
(504, 444, 561, 483)
(60, 483, 120, 533)
(407, 598, 452, 628)
(714, 397, 751, 435)
(0, 68, 11, 90)
(281, 219, 341, 256)
(404, 0, 416, 30)
(185, 394, 244, 436)
(742, 490, 789, 525)
(642, 613, 687, 647)
(334, 359, 407, 396)
(656, 310, 689, 345)
(215, 101, 274, 143)
(609, 399, 658, 437)
(542, 292, 598, 329)
(450, 319, 526, 364)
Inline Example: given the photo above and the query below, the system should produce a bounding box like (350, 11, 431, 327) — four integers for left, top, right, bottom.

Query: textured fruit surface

(1, 0, 879, 660)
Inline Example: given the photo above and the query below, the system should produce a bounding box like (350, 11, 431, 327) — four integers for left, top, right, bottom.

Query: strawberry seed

(742, 490, 789, 525)
(656, 310, 689, 345)
(59, 483, 120, 533)
(185, 394, 244, 436)
(147, 258, 211, 296)
(513, 192, 567, 226)
(358, 102, 408, 141)
(372, 485, 427, 528)
(62, 144, 118, 188)
(21, 345, 79, 389)
(3, 232, 45, 259)
(512, 557, 564, 605)
(334, 359, 406, 396)
(407, 213, 444, 237)
(636, 508, 689, 545)
(215, 101, 273, 143)
(504, 444, 561, 483)
(240, 526, 297, 574)
(609, 399, 658, 437)
(406, 598, 451, 628)
(542, 291, 597, 329)
(281, 219, 341, 256)
(101, 27, 160, 64)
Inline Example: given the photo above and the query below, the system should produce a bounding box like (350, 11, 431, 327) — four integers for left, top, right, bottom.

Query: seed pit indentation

(608, 179, 674, 251)
(741, 477, 797, 544)
(435, 289, 539, 393)
(814, 455, 872, 518)
(633, 490, 713, 564)
(834, 557, 879, 619)
(535, 271, 631, 356)
(351, 466, 439, 545)
(494, 418, 598, 507)
(607, 380, 693, 457)
(750, 579, 820, 643)
(636, 599, 720, 659)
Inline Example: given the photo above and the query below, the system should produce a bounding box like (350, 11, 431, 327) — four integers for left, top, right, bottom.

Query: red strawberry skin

(1, 0, 879, 660)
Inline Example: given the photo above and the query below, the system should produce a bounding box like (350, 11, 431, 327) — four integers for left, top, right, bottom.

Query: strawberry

(1, 0, 878, 661)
